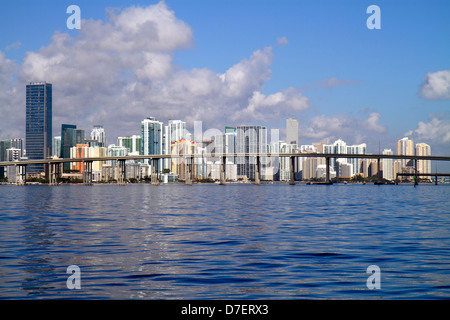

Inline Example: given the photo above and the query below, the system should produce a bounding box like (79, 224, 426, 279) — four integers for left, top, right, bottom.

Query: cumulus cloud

(406, 116, 450, 145)
(0, 51, 22, 138)
(302, 112, 388, 146)
(0, 2, 311, 141)
(419, 70, 450, 100)
(362, 112, 387, 133)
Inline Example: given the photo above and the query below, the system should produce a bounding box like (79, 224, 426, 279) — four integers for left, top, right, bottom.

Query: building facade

(25, 82, 52, 174)
(91, 125, 106, 147)
(236, 125, 267, 180)
(397, 137, 414, 167)
(286, 118, 299, 146)
(416, 143, 431, 180)
(141, 117, 163, 171)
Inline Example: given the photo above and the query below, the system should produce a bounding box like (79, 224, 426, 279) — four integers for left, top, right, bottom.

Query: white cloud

(1, 2, 309, 143)
(362, 112, 387, 133)
(318, 77, 360, 90)
(406, 116, 450, 144)
(302, 112, 388, 146)
(419, 70, 450, 100)
(276, 36, 289, 46)
(0, 52, 22, 139)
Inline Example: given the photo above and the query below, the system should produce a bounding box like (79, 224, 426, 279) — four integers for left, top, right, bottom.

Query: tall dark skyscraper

(61, 124, 85, 170)
(25, 82, 52, 174)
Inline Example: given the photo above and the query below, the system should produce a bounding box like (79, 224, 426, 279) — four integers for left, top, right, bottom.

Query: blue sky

(0, 0, 449, 156)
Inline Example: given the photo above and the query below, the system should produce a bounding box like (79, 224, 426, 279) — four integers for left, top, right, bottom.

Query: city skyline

(0, 1, 449, 158)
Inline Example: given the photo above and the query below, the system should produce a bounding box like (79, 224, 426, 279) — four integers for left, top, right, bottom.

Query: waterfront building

(141, 117, 163, 172)
(286, 118, 299, 146)
(397, 137, 414, 167)
(337, 159, 353, 178)
(91, 125, 106, 147)
(316, 164, 336, 180)
(25, 82, 52, 174)
(170, 138, 198, 180)
(236, 125, 267, 180)
(393, 159, 403, 181)
(382, 149, 394, 181)
(324, 139, 366, 176)
(118, 135, 142, 155)
(225, 126, 236, 134)
(163, 120, 187, 171)
(276, 142, 297, 181)
(416, 143, 431, 180)
(215, 131, 236, 166)
(6, 148, 22, 162)
(208, 160, 237, 181)
(53, 136, 61, 157)
(61, 124, 85, 170)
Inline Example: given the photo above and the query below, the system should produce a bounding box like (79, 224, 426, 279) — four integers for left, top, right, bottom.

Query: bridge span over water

(1, 153, 449, 186)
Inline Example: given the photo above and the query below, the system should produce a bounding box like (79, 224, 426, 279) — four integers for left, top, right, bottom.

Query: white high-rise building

(163, 120, 187, 171)
(397, 137, 414, 167)
(91, 125, 106, 147)
(382, 149, 394, 181)
(324, 139, 366, 176)
(236, 125, 267, 180)
(416, 143, 431, 179)
(53, 136, 61, 157)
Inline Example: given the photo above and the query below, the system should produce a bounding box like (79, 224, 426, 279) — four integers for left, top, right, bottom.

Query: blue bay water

(0, 183, 449, 299)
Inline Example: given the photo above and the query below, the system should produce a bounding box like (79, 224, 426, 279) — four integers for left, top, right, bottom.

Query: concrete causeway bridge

(1, 153, 450, 186)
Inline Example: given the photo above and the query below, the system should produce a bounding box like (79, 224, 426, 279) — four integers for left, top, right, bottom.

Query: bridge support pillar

(185, 157, 192, 185)
(219, 155, 226, 185)
(118, 159, 126, 185)
(15, 164, 27, 185)
(377, 158, 382, 184)
(254, 155, 261, 185)
(435, 175, 438, 185)
(414, 159, 418, 186)
(289, 156, 295, 185)
(49, 162, 62, 185)
(151, 159, 160, 185)
(325, 157, 331, 184)
(83, 161, 93, 185)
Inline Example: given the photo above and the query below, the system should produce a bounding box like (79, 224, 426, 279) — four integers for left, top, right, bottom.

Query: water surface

(1, 183, 449, 299)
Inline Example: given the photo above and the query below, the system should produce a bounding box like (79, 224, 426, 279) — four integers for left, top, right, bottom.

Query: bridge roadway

(1, 153, 449, 185)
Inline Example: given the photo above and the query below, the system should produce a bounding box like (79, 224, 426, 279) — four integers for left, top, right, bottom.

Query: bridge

(396, 173, 450, 185)
(1, 153, 449, 186)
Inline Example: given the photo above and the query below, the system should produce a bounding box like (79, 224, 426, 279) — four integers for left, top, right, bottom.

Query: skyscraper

(236, 125, 267, 179)
(141, 117, 163, 170)
(286, 118, 299, 146)
(323, 139, 366, 176)
(25, 82, 52, 174)
(53, 136, 61, 157)
(61, 124, 85, 170)
(118, 135, 142, 154)
(91, 125, 106, 147)
(416, 143, 431, 179)
(382, 149, 394, 181)
(397, 137, 414, 167)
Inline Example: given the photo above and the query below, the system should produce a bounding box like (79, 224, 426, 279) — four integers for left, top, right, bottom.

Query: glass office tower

(141, 117, 163, 172)
(25, 82, 52, 174)
(61, 124, 85, 170)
